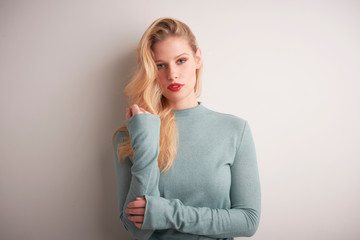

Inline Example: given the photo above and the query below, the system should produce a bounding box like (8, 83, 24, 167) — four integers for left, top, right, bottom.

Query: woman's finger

(128, 104, 156, 117)
(128, 199, 146, 208)
(125, 207, 145, 215)
(134, 222, 142, 229)
(128, 215, 144, 223)
(139, 107, 150, 114)
(131, 104, 141, 115)
(126, 108, 131, 120)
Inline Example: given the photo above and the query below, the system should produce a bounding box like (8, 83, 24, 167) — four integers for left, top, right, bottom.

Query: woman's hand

(125, 196, 147, 229)
(126, 104, 151, 120)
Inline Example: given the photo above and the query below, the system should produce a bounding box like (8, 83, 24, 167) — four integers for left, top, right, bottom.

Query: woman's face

(152, 36, 202, 107)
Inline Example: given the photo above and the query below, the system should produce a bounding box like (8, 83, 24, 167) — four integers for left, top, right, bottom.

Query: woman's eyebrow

(155, 53, 189, 62)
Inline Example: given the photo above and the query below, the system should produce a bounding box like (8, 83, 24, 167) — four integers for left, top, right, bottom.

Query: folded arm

(113, 113, 161, 240)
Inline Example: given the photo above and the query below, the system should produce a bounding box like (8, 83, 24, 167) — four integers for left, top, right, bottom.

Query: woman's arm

(140, 120, 261, 238)
(113, 113, 161, 240)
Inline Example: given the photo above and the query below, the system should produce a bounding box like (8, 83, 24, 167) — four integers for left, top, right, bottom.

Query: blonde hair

(111, 17, 203, 173)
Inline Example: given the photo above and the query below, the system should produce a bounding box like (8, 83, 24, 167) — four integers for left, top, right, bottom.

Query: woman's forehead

(152, 36, 192, 57)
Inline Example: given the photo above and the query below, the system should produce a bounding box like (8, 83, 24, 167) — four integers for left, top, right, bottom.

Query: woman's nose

(167, 66, 178, 80)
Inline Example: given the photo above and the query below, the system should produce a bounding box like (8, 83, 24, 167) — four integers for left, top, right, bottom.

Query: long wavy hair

(111, 17, 203, 173)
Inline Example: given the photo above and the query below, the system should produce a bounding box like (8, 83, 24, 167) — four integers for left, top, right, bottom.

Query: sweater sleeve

(141, 120, 261, 238)
(113, 113, 161, 240)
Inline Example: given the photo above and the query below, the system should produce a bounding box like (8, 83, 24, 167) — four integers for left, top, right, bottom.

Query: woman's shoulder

(203, 106, 248, 127)
(201, 107, 249, 144)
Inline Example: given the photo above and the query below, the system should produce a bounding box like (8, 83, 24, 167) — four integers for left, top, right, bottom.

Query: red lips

(167, 83, 184, 92)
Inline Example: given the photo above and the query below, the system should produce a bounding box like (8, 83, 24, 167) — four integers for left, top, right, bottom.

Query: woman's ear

(195, 48, 202, 69)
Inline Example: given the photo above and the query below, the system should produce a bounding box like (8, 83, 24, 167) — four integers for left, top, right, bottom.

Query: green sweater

(113, 102, 261, 240)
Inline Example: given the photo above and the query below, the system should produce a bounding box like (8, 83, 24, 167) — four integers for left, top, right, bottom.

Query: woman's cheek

(157, 73, 166, 88)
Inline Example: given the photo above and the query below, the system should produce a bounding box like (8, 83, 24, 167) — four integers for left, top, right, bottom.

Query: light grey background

(1, 0, 359, 239)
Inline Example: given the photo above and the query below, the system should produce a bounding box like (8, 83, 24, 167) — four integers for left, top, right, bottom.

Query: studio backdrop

(1, 0, 359, 239)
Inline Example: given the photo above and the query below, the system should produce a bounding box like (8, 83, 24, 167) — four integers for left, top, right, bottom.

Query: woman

(112, 17, 261, 240)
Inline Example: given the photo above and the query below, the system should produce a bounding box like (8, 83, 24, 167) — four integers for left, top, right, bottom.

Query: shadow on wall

(98, 49, 137, 239)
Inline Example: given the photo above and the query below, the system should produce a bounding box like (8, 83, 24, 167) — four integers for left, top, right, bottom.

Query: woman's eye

(178, 58, 187, 64)
(157, 64, 165, 69)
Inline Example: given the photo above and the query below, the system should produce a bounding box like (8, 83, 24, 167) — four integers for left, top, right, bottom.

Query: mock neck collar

(173, 101, 205, 117)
